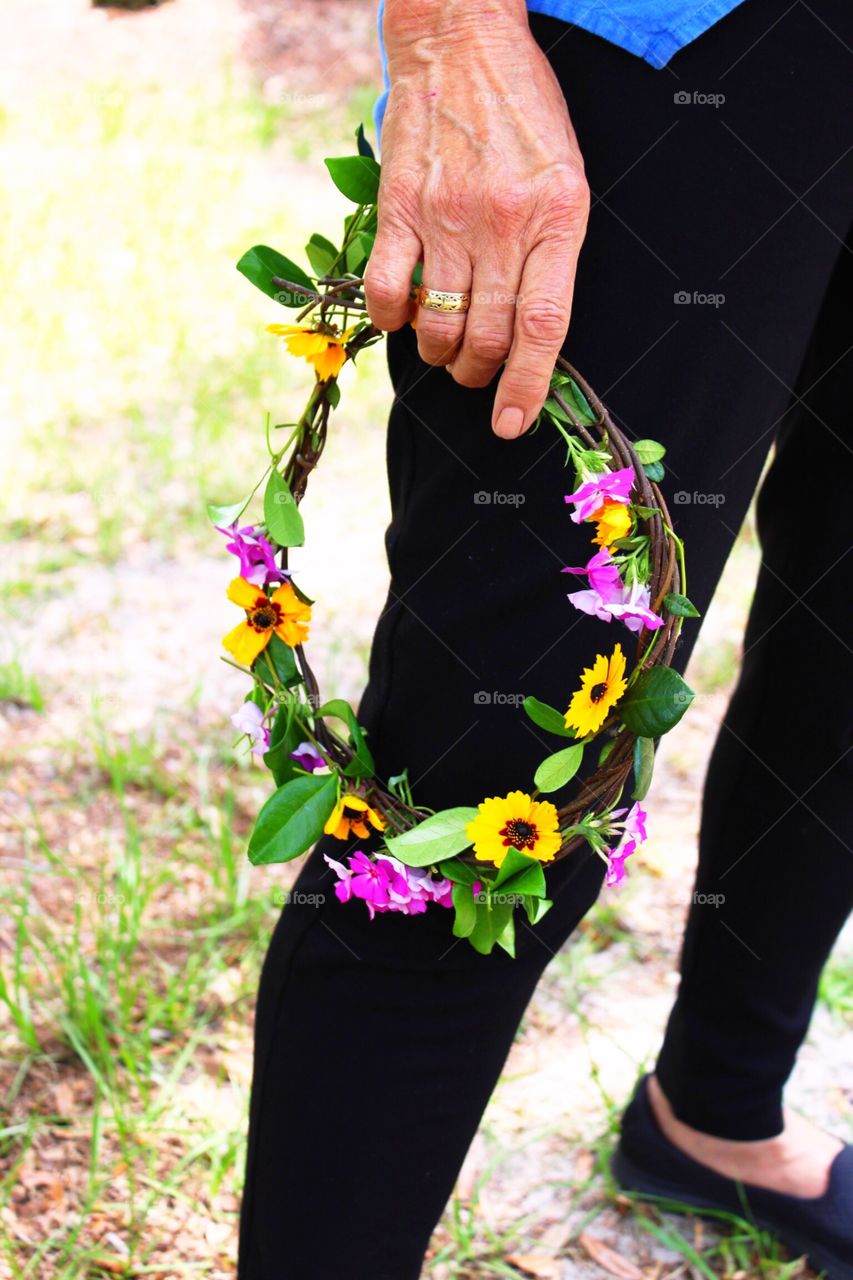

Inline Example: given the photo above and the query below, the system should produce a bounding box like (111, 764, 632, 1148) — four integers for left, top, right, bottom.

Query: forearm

(383, 0, 529, 47)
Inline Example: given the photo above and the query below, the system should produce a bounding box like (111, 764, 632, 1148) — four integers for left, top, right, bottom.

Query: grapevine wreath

(212, 130, 697, 956)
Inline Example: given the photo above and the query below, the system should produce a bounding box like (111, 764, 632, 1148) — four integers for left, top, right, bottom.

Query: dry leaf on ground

(507, 1254, 562, 1279)
(578, 1232, 645, 1280)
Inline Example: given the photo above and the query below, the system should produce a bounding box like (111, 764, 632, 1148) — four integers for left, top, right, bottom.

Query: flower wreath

(212, 129, 698, 956)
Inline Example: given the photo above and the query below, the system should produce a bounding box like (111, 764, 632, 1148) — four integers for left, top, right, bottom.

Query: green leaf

(255, 633, 300, 688)
(563, 378, 597, 426)
(598, 737, 617, 765)
(207, 495, 251, 527)
(263, 707, 304, 786)
(290, 579, 314, 607)
(315, 698, 374, 779)
(620, 667, 695, 738)
(523, 696, 574, 738)
(264, 470, 305, 548)
(248, 774, 338, 865)
(533, 742, 584, 793)
(664, 591, 700, 618)
(355, 122, 375, 160)
(343, 755, 373, 780)
(305, 233, 338, 278)
(633, 438, 667, 464)
(495, 912, 516, 957)
(346, 229, 375, 274)
(523, 895, 553, 925)
(493, 848, 537, 890)
(386, 807, 479, 868)
(451, 881, 478, 938)
(315, 698, 357, 726)
(467, 901, 496, 954)
(643, 460, 666, 483)
(632, 736, 655, 801)
(236, 245, 314, 307)
(494, 849, 547, 899)
(326, 381, 341, 409)
(440, 858, 481, 886)
(324, 155, 381, 205)
(467, 896, 515, 956)
(543, 396, 574, 426)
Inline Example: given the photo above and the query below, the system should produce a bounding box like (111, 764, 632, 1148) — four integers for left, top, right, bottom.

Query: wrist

(384, 0, 529, 49)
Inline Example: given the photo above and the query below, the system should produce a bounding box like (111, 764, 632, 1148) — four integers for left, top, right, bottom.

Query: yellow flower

(564, 642, 628, 737)
(267, 323, 356, 381)
(592, 498, 632, 548)
(324, 794, 386, 841)
(466, 790, 562, 868)
(222, 577, 311, 666)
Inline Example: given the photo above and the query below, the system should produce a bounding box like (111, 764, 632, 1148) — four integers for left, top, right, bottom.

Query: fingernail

(494, 407, 524, 438)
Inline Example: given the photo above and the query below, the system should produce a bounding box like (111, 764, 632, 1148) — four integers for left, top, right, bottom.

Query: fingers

(364, 216, 422, 332)
(491, 237, 579, 439)
(413, 245, 473, 367)
(448, 257, 523, 390)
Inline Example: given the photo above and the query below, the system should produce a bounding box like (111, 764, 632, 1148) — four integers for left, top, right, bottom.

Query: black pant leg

(238, 839, 604, 1280)
(656, 231, 853, 1139)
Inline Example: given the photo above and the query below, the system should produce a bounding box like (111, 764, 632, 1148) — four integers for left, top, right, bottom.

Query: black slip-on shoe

(612, 1075, 853, 1280)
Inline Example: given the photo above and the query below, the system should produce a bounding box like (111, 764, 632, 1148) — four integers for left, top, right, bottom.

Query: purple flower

(565, 466, 635, 523)
(563, 550, 664, 633)
(608, 581, 665, 633)
(290, 741, 327, 773)
(217, 523, 288, 587)
(324, 854, 354, 902)
(622, 801, 648, 844)
(322, 851, 403, 919)
(324, 852, 454, 919)
(563, 548, 623, 622)
(604, 802, 648, 888)
(230, 701, 270, 757)
(605, 841, 635, 887)
(379, 857, 455, 913)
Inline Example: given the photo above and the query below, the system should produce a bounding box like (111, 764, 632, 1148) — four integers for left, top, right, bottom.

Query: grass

(819, 954, 853, 1023)
(0, 66, 387, 560)
(0, 715, 274, 1276)
(0, 659, 44, 711)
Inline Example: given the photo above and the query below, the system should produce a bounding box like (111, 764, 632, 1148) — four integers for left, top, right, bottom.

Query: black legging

(238, 2, 853, 1275)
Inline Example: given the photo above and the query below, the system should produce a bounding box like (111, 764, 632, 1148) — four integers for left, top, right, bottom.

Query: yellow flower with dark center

(267, 323, 356, 382)
(222, 576, 311, 666)
(466, 790, 562, 868)
(564, 642, 628, 737)
(592, 497, 632, 548)
(324, 794, 386, 841)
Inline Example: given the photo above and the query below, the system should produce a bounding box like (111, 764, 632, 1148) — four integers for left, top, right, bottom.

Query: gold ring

(417, 285, 471, 314)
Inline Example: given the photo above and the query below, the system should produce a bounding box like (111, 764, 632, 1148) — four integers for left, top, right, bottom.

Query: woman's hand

(364, 0, 590, 438)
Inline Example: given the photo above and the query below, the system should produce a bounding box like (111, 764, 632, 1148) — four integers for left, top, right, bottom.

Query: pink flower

(327, 850, 396, 918)
(324, 852, 454, 919)
(604, 802, 648, 888)
(605, 842, 635, 887)
(563, 548, 623, 622)
(230, 701, 270, 757)
(323, 854, 355, 903)
(217, 523, 288, 587)
(563, 550, 664, 633)
(380, 857, 454, 913)
(565, 466, 635, 523)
